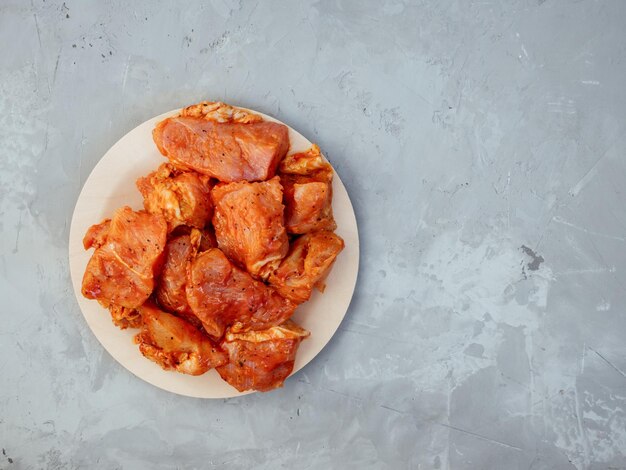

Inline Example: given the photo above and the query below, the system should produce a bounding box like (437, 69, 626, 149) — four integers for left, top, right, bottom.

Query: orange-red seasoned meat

(136, 163, 213, 231)
(155, 229, 202, 328)
(279, 145, 336, 234)
(217, 320, 310, 392)
(180, 101, 264, 124)
(107, 304, 142, 329)
(81, 206, 167, 308)
(186, 248, 296, 338)
(152, 116, 289, 182)
(282, 180, 335, 234)
(83, 218, 111, 249)
(278, 144, 333, 179)
(135, 302, 227, 376)
(211, 176, 288, 279)
(269, 231, 344, 304)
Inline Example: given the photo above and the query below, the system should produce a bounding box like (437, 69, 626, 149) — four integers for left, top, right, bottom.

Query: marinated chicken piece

(155, 229, 203, 328)
(186, 248, 296, 338)
(107, 304, 142, 329)
(136, 163, 213, 231)
(269, 231, 345, 304)
(217, 320, 310, 392)
(135, 302, 227, 376)
(282, 179, 335, 234)
(212, 176, 288, 279)
(152, 116, 290, 182)
(85, 217, 148, 330)
(278, 144, 333, 179)
(279, 145, 336, 234)
(83, 218, 111, 249)
(82, 206, 167, 308)
(181, 101, 263, 124)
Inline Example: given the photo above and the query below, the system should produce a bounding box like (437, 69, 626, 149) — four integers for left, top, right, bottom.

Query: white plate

(68, 106, 360, 398)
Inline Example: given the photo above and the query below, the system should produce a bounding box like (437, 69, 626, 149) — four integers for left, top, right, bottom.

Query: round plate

(68, 107, 360, 398)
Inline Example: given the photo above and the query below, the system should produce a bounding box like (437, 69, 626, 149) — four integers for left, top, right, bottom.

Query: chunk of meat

(269, 231, 345, 304)
(282, 179, 336, 234)
(82, 206, 167, 308)
(153, 116, 290, 182)
(279, 144, 333, 180)
(279, 145, 336, 234)
(135, 302, 227, 376)
(212, 177, 288, 279)
(136, 163, 213, 231)
(217, 320, 310, 392)
(155, 229, 203, 328)
(107, 304, 142, 329)
(83, 219, 111, 249)
(181, 101, 263, 124)
(186, 248, 296, 338)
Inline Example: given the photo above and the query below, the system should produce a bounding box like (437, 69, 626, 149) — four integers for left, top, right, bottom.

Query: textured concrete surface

(1, 1, 626, 468)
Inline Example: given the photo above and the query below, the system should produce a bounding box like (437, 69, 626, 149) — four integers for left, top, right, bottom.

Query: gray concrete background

(1, 0, 625, 468)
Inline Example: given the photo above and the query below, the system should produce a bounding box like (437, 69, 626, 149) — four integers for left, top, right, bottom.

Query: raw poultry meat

(279, 145, 336, 234)
(180, 101, 263, 124)
(107, 304, 142, 329)
(82, 218, 110, 249)
(269, 231, 344, 304)
(81, 206, 167, 308)
(211, 176, 288, 279)
(217, 320, 310, 392)
(186, 248, 296, 339)
(136, 163, 213, 231)
(154, 229, 203, 328)
(279, 144, 333, 178)
(152, 116, 289, 182)
(135, 302, 227, 376)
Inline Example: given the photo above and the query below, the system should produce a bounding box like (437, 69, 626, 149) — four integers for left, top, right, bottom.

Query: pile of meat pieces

(81, 102, 344, 392)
